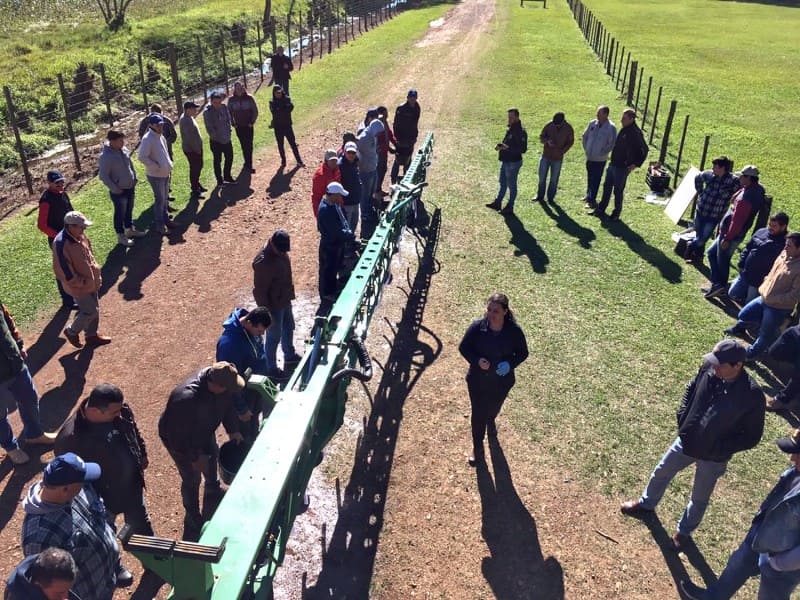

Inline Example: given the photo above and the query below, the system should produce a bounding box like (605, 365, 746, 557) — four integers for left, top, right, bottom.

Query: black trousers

(210, 140, 234, 181)
(275, 127, 302, 164)
(165, 438, 220, 523)
(107, 489, 154, 536)
(235, 126, 254, 167)
(184, 151, 203, 191)
(391, 144, 414, 183)
(467, 377, 510, 451)
(319, 242, 344, 299)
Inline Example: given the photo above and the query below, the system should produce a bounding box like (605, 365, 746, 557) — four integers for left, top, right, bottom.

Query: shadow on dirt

(539, 198, 596, 249)
(305, 209, 443, 599)
(195, 170, 255, 233)
(266, 164, 303, 199)
(503, 212, 550, 274)
(24, 309, 69, 377)
(477, 437, 565, 599)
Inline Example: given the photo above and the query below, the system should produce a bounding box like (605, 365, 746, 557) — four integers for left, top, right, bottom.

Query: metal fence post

(641, 76, 653, 131)
(137, 51, 148, 108)
(98, 63, 113, 124)
(673, 114, 690, 186)
(635, 66, 644, 110)
(699, 135, 711, 171)
(649, 86, 663, 146)
(167, 45, 183, 113)
(56, 73, 81, 171)
(3, 86, 33, 194)
(659, 99, 677, 164)
(626, 60, 637, 105)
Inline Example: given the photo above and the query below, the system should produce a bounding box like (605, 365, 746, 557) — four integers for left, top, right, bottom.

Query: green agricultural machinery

(120, 132, 435, 599)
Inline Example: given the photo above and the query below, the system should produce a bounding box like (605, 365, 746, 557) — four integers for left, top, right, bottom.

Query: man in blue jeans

(98, 130, 147, 247)
(725, 232, 800, 360)
(681, 428, 800, 600)
(684, 156, 738, 264)
(620, 340, 764, 551)
(486, 108, 527, 216)
(727, 212, 789, 305)
(533, 112, 574, 204)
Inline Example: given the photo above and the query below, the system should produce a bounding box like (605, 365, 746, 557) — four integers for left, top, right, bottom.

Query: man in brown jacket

(725, 232, 800, 360)
(52, 211, 111, 349)
(533, 112, 574, 204)
(252, 230, 302, 379)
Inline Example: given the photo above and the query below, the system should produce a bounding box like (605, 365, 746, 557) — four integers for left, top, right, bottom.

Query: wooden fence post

(659, 99, 678, 164)
(286, 13, 292, 60)
(3, 86, 33, 194)
(336, 0, 341, 48)
(239, 41, 246, 86)
(310, 7, 315, 63)
(626, 60, 637, 106)
(619, 51, 629, 91)
(137, 51, 148, 108)
(167, 45, 182, 113)
(197, 36, 208, 101)
(673, 114, 690, 186)
(298, 13, 304, 69)
(649, 86, 663, 146)
(220, 31, 230, 96)
(56, 73, 81, 172)
(328, 7, 333, 54)
(606, 38, 614, 75)
(98, 63, 113, 124)
(641, 76, 653, 130)
(256, 22, 264, 82)
(635, 66, 644, 110)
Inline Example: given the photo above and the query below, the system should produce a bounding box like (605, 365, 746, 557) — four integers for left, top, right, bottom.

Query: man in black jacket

(55, 383, 152, 536)
(159, 362, 244, 540)
(593, 108, 648, 221)
(727, 212, 789, 305)
(620, 340, 764, 550)
(486, 108, 528, 216)
(390, 89, 421, 185)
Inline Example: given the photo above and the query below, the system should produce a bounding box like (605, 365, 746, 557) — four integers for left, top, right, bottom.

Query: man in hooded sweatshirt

(98, 130, 145, 247)
(356, 108, 385, 240)
(5, 547, 79, 600)
(137, 114, 174, 235)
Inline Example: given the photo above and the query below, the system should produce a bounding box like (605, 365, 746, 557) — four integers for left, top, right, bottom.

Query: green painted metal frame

(123, 133, 434, 599)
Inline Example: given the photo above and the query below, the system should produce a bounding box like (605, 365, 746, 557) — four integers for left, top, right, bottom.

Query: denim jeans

(537, 156, 563, 202)
(265, 305, 297, 372)
(769, 326, 800, 403)
(585, 160, 605, 205)
(598, 164, 630, 216)
(707, 235, 744, 288)
(689, 214, 720, 253)
(639, 437, 728, 535)
(146, 175, 170, 229)
(496, 160, 523, 207)
(359, 170, 378, 240)
(737, 297, 791, 357)
(109, 188, 135, 233)
(728, 275, 759, 304)
(0, 365, 44, 449)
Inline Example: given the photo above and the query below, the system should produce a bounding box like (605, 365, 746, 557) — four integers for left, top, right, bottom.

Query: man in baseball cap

(682, 429, 800, 599)
(317, 181, 354, 303)
(43, 452, 101, 485)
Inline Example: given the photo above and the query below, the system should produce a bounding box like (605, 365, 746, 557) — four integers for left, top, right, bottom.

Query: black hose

(330, 334, 373, 383)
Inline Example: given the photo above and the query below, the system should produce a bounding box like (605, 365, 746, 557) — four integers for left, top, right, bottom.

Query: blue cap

(148, 114, 164, 125)
(43, 453, 101, 486)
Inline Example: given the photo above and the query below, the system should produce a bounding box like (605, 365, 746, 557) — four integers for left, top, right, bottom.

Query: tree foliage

(96, 0, 135, 31)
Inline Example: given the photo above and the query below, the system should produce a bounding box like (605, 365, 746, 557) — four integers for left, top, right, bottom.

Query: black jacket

(5, 554, 81, 600)
(676, 363, 764, 462)
(158, 368, 239, 459)
(498, 121, 528, 163)
(459, 317, 529, 393)
(392, 101, 421, 146)
(269, 96, 294, 132)
(55, 400, 148, 515)
(609, 122, 648, 169)
(737, 227, 787, 287)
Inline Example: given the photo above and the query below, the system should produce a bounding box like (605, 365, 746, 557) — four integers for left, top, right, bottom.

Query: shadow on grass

(305, 209, 443, 599)
(718, 0, 800, 5)
(477, 437, 565, 599)
(503, 213, 549, 274)
(539, 199, 596, 249)
(266, 165, 302, 199)
(602, 219, 683, 284)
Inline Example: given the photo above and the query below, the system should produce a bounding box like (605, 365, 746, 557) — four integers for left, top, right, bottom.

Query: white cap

(326, 182, 349, 196)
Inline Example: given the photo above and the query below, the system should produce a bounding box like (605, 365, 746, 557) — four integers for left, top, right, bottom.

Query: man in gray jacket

(356, 108, 385, 241)
(203, 92, 236, 187)
(179, 101, 205, 198)
(137, 114, 174, 235)
(581, 105, 617, 210)
(98, 130, 146, 247)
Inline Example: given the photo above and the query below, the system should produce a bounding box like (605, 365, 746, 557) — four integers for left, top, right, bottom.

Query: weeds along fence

(565, 0, 715, 190)
(1, 0, 406, 195)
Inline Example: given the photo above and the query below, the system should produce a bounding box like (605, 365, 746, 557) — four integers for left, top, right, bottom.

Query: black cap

(183, 101, 200, 110)
(703, 339, 747, 366)
(47, 170, 65, 183)
(777, 429, 800, 453)
(271, 229, 290, 252)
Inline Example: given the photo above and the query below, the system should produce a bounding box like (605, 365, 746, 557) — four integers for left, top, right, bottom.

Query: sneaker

(115, 566, 134, 588)
(499, 205, 514, 215)
(116, 233, 134, 247)
(85, 334, 112, 347)
(165, 220, 179, 229)
(124, 226, 147, 238)
(724, 324, 747, 338)
(25, 432, 57, 445)
(63, 328, 83, 348)
(216, 177, 224, 187)
(7, 448, 29, 465)
(531, 196, 543, 202)
(485, 201, 501, 210)
(155, 225, 169, 235)
(198, 185, 208, 192)
(704, 285, 727, 299)
(608, 213, 621, 222)
(620, 499, 653, 515)
(672, 532, 691, 551)
(765, 395, 788, 412)
(468, 447, 485, 467)
(297, 162, 306, 168)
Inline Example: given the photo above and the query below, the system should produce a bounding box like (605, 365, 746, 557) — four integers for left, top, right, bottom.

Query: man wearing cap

(268, 84, 303, 169)
(727, 212, 789, 305)
(338, 140, 362, 242)
(268, 45, 294, 97)
(52, 211, 111, 349)
(581, 105, 617, 210)
(533, 112, 574, 205)
(5, 547, 79, 600)
(391, 89, 421, 185)
(253, 231, 303, 379)
(98, 130, 146, 247)
(22, 453, 130, 599)
(158, 362, 245, 540)
(311, 149, 341, 218)
(681, 429, 800, 600)
(356, 108, 385, 240)
(137, 104, 177, 160)
(486, 108, 528, 215)
(37, 170, 75, 310)
(137, 114, 174, 235)
(179, 101, 206, 198)
(55, 383, 152, 537)
(318, 182, 355, 302)
(725, 232, 800, 361)
(704, 165, 767, 299)
(1, 302, 57, 466)
(203, 92, 236, 187)
(229, 81, 259, 174)
(621, 340, 765, 550)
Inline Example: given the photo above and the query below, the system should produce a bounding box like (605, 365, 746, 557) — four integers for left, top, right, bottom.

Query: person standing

(338, 141, 362, 240)
(52, 212, 110, 349)
(311, 150, 341, 218)
(229, 81, 259, 174)
(317, 182, 355, 302)
(22, 453, 131, 599)
(268, 46, 294, 96)
(356, 108, 385, 241)
(683, 156, 738, 263)
(375, 106, 395, 198)
(269, 85, 303, 169)
(485, 108, 528, 216)
(704, 165, 767, 299)
(203, 92, 236, 187)
(37, 170, 75, 310)
(137, 114, 174, 235)
(593, 108, 648, 221)
(458, 293, 529, 466)
(137, 104, 177, 162)
(5, 547, 79, 600)
(620, 340, 765, 550)
(179, 101, 206, 199)
(681, 428, 800, 600)
(391, 89, 421, 185)
(158, 362, 244, 540)
(55, 383, 152, 536)
(581, 105, 617, 210)
(728, 212, 789, 305)
(1, 302, 57, 466)
(253, 230, 303, 380)
(533, 112, 574, 204)
(98, 130, 145, 247)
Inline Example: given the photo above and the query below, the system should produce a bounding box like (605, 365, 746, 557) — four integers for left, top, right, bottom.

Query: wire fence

(1, 0, 408, 195)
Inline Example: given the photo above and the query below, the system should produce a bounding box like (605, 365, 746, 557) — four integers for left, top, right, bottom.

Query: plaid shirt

(22, 483, 119, 600)
(694, 170, 738, 220)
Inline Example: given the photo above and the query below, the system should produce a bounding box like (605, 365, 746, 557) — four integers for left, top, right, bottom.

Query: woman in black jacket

(458, 293, 529, 466)
(268, 85, 304, 168)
